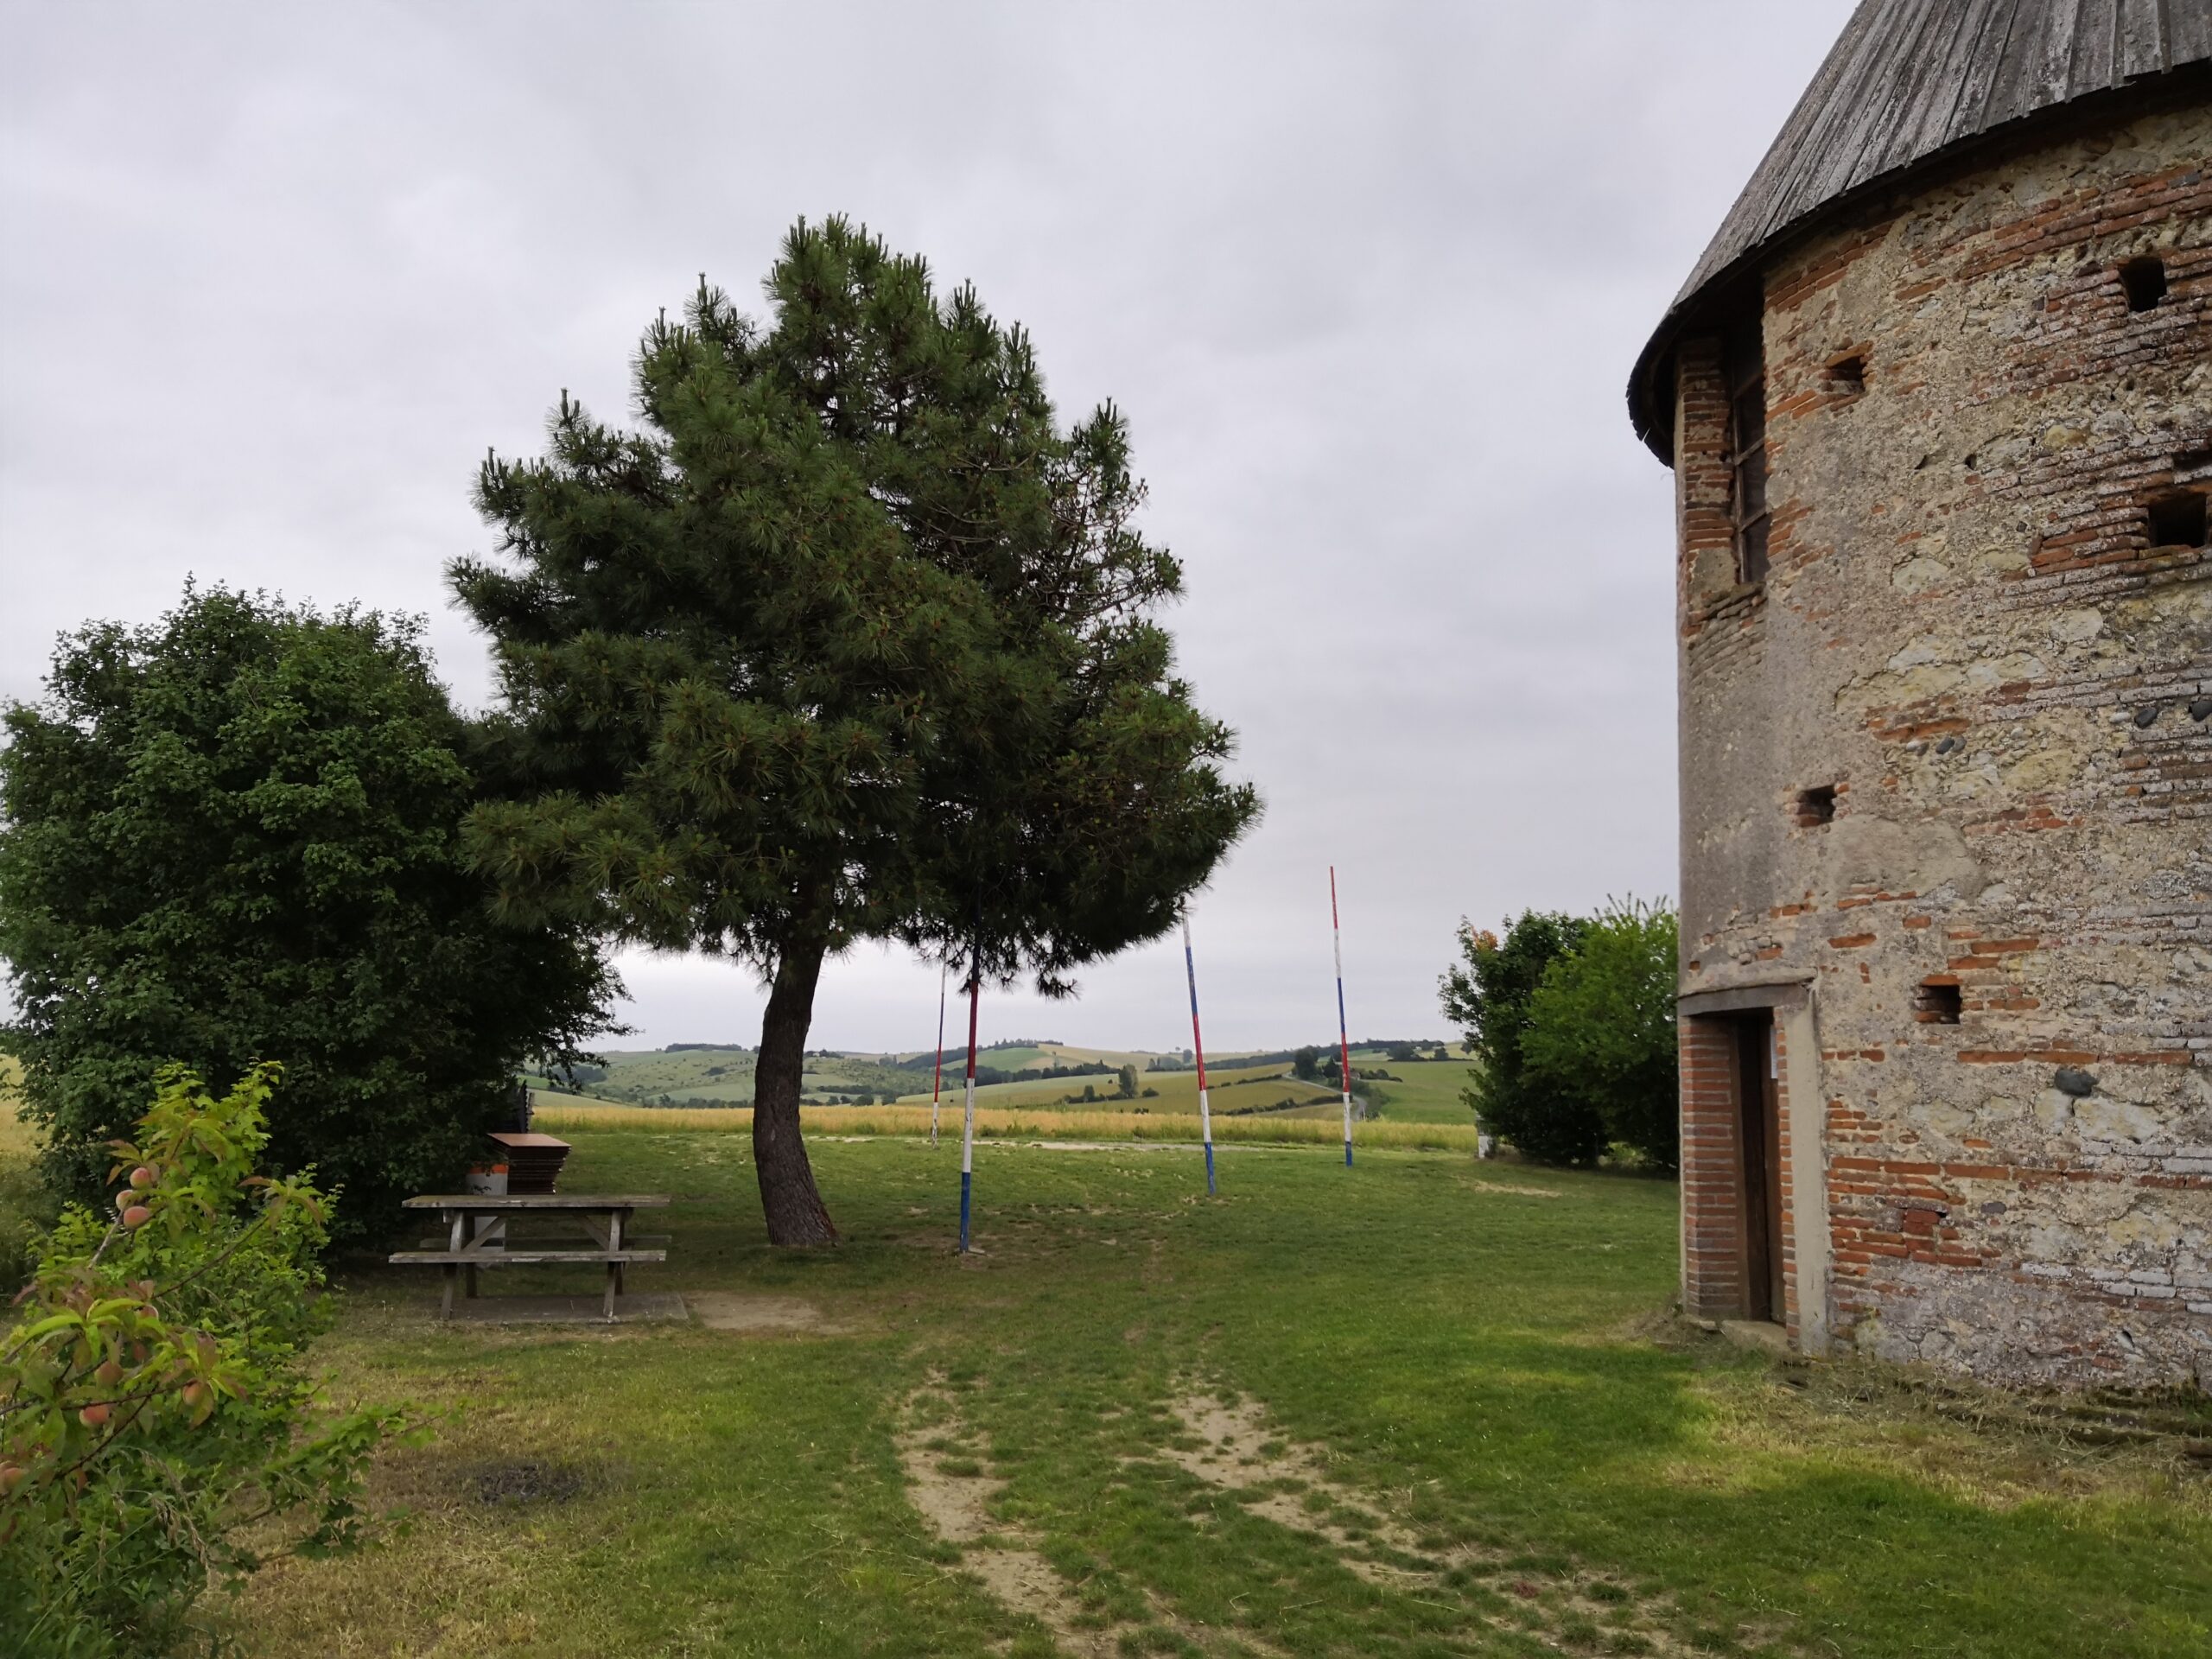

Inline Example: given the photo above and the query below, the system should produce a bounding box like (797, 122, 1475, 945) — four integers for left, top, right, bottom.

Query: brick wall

(1679, 1014, 1746, 1319)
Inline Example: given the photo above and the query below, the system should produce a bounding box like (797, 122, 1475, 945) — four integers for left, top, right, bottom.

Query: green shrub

(1440, 911, 1605, 1165)
(1522, 898, 1680, 1170)
(0, 586, 615, 1236)
(0, 1065, 418, 1656)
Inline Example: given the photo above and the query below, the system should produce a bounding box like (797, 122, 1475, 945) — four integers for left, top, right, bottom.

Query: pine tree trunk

(752, 934, 839, 1246)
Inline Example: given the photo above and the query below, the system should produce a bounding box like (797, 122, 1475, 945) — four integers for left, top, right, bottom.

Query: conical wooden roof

(1629, 0, 2212, 459)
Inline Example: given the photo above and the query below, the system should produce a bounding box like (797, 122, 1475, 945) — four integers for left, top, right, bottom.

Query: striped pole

(1180, 909, 1217, 1194)
(1331, 865, 1353, 1167)
(957, 962, 981, 1252)
(931, 959, 947, 1145)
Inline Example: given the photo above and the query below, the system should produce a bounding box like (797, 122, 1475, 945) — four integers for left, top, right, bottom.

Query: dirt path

(1162, 1385, 1704, 1656)
(896, 1381, 1122, 1656)
(897, 1375, 1725, 1657)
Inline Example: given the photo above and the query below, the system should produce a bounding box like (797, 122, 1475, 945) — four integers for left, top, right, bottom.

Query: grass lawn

(158, 1127, 2212, 1658)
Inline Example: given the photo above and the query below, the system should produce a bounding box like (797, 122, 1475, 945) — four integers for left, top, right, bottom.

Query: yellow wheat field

(531, 1097, 1483, 1152)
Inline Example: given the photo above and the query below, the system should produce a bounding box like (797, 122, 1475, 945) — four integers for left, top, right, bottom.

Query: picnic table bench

(391, 1193, 671, 1320)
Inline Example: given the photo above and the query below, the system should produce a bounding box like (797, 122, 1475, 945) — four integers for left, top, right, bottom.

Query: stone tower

(1626, 0, 2209, 1387)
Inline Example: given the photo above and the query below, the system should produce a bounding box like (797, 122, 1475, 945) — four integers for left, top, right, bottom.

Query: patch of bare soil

(689, 1293, 846, 1334)
(1457, 1179, 1566, 1199)
(896, 1381, 1123, 1657)
(469, 1460, 588, 1505)
(1163, 1387, 1711, 1657)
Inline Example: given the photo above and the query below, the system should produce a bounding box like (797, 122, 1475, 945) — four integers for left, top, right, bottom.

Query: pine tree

(454, 217, 1258, 1244)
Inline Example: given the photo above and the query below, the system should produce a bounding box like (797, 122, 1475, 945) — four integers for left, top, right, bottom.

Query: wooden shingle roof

(1628, 0, 2212, 460)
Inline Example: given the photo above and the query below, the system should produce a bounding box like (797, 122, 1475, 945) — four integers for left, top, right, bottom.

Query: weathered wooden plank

(388, 1249, 668, 1265)
(2117, 0, 2170, 79)
(1897, 0, 2006, 157)
(1851, 0, 1979, 188)
(2064, 0, 2119, 92)
(2166, 3, 2212, 69)
(404, 1193, 671, 1208)
(414, 1233, 671, 1251)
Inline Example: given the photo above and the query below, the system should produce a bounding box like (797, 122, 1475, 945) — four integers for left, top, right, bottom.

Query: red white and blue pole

(931, 960, 947, 1145)
(957, 961, 981, 1252)
(1180, 909, 1217, 1194)
(1332, 865, 1353, 1167)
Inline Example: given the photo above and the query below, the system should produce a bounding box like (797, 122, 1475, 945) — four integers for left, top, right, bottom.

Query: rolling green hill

(531, 1038, 1463, 1114)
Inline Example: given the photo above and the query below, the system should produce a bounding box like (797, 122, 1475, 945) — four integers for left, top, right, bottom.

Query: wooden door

(1734, 1014, 1785, 1322)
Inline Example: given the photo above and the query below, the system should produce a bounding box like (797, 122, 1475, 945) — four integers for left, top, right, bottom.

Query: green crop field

(890, 1060, 1339, 1117)
(3, 1118, 2189, 1656)
(1367, 1058, 1485, 1124)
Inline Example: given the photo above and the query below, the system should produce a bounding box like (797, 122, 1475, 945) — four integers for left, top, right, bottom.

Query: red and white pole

(1332, 866, 1353, 1167)
(1180, 909, 1216, 1194)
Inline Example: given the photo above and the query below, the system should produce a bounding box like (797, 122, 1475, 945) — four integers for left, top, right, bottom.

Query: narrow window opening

(1828, 353, 1866, 394)
(1795, 785, 1838, 826)
(1725, 317, 1770, 585)
(2146, 490, 2208, 549)
(2119, 256, 2166, 313)
(1914, 981, 1962, 1025)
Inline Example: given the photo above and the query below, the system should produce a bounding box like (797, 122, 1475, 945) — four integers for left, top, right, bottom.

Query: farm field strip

(530, 1098, 1485, 1151)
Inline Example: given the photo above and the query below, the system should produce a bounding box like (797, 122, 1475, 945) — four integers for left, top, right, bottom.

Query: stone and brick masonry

(1669, 105, 2209, 1388)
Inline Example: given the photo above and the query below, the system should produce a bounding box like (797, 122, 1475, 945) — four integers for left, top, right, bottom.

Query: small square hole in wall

(2119, 256, 2167, 313)
(2146, 490, 2208, 549)
(1828, 353, 1866, 393)
(1795, 785, 1838, 826)
(1914, 981, 1962, 1025)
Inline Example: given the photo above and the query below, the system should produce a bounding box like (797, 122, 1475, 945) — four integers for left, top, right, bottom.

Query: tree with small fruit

(0, 1065, 417, 1655)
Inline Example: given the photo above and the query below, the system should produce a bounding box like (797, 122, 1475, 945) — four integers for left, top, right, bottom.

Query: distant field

(886, 1059, 1337, 1116)
(0, 1054, 56, 1261)
(529, 1097, 1484, 1151)
(536, 1039, 1461, 1116)
(1367, 1058, 1483, 1124)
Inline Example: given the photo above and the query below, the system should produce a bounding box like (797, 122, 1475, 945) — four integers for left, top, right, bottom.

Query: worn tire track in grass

(898, 1376, 1124, 1657)
(899, 1377, 1291, 1659)
(900, 1367, 1737, 1658)
(1156, 1384, 1723, 1658)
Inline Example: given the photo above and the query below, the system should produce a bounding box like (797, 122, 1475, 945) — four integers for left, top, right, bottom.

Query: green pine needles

(454, 217, 1259, 1244)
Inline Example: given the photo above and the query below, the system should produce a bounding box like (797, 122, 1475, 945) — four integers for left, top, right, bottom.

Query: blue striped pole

(1180, 910, 1217, 1194)
(1332, 866, 1353, 1167)
(957, 963, 981, 1252)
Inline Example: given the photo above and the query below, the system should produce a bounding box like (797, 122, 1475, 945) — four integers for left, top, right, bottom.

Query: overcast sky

(1, 1, 1857, 1056)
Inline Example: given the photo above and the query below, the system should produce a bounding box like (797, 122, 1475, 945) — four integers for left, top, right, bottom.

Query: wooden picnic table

(392, 1193, 671, 1321)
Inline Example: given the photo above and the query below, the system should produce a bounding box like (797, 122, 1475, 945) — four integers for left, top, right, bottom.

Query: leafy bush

(1439, 911, 1605, 1165)
(0, 586, 616, 1236)
(0, 1065, 417, 1656)
(1440, 901, 1681, 1168)
(1522, 899, 1680, 1170)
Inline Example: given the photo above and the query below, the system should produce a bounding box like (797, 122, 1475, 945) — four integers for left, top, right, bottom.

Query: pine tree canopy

(453, 216, 1259, 1243)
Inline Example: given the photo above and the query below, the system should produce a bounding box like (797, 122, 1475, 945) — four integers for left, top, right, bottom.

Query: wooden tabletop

(403, 1194, 671, 1210)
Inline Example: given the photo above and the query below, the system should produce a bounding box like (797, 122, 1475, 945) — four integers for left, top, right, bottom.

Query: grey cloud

(1, 0, 1856, 1052)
